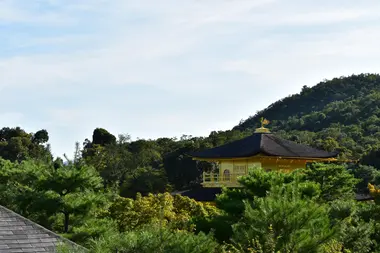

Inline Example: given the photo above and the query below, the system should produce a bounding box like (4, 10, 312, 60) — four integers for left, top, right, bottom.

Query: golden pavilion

(188, 119, 339, 188)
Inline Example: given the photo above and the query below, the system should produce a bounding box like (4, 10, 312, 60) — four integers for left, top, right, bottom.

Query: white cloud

(1, 0, 380, 157)
(280, 9, 369, 25)
(222, 24, 380, 86)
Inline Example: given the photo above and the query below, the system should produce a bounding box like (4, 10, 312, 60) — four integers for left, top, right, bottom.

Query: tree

(163, 143, 203, 190)
(0, 158, 21, 210)
(233, 74, 380, 160)
(32, 129, 49, 144)
(209, 167, 320, 243)
(216, 167, 319, 216)
(328, 200, 375, 253)
(231, 182, 336, 253)
(108, 192, 219, 233)
(0, 156, 109, 234)
(361, 149, 380, 170)
(120, 167, 170, 198)
(78, 225, 222, 253)
(347, 164, 380, 194)
(303, 163, 360, 202)
(92, 128, 116, 146)
(36, 159, 107, 233)
(0, 127, 51, 162)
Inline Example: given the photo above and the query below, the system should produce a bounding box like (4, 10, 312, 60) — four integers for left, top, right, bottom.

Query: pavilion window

(233, 165, 247, 174)
(223, 169, 231, 181)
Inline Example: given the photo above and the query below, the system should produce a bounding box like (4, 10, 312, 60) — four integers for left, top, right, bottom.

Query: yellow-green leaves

(109, 192, 220, 232)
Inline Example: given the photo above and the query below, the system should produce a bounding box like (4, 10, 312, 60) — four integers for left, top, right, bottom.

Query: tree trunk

(64, 213, 70, 233)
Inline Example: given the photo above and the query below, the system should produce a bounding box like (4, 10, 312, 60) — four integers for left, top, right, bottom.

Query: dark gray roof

(189, 132, 339, 159)
(172, 188, 222, 202)
(355, 193, 373, 201)
(0, 205, 87, 253)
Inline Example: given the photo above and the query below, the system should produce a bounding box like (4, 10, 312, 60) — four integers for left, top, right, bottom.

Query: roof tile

(189, 132, 338, 159)
(0, 206, 87, 252)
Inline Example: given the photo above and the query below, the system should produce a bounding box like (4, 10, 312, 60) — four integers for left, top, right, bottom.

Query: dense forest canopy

(2, 74, 380, 252)
(236, 73, 380, 128)
(235, 74, 380, 162)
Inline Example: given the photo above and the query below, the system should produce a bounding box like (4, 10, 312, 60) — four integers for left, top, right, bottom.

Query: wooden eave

(191, 153, 355, 163)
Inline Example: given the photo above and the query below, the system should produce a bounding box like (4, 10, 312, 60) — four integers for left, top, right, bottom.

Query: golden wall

(200, 155, 337, 187)
(219, 157, 307, 175)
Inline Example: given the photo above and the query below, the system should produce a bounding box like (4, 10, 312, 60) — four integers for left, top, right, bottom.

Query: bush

(89, 225, 222, 253)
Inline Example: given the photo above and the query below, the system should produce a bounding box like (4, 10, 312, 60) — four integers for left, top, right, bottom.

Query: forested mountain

(2, 74, 380, 252)
(236, 73, 380, 129)
(235, 73, 380, 162)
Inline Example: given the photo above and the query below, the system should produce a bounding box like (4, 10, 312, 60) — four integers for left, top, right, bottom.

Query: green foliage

(216, 167, 320, 216)
(65, 218, 119, 247)
(361, 149, 380, 169)
(0, 157, 111, 236)
(231, 182, 336, 253)
(319, 240, 350, 253)
(87, 225, 222, 253)
(92, 128, 117, 146)
(337, 218, 374, 253)
(56, 243, 88, 253)
(211, 167, 322, 243)
(0, 127, 51, 162)
(120, 166, 170, 198)
(328, 200, 375, 253)
(32, 129, 49, 144)
(347, 164, 380, 193)
(235, 74, 380, 160)
(304, 163, 360, 201)
(108, 193, 219, 232)
(83, 141, 133, 187)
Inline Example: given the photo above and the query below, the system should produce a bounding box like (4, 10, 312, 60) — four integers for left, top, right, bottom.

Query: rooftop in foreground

(0, 205, 86, 253)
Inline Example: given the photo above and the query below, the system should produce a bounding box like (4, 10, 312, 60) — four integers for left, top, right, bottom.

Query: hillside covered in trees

(236, 73, 380, 162)
(2, 74, 380, 252)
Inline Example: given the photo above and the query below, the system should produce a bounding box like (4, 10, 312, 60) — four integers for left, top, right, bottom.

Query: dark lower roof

(0, 205, 87, 252)
(189, 132, 338, 159)
(172, 188, 222, 202)
(356, 193, 373, 201)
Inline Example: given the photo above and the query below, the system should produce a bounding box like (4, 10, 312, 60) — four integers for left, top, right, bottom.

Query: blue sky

(1, 0, 380, 158)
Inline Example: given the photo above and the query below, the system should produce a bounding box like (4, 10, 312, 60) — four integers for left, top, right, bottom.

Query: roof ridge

(188, 131, 338, 159)
(0, 205, 88, 252)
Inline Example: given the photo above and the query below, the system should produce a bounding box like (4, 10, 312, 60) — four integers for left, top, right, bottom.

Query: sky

(1, 0, 380, 158)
